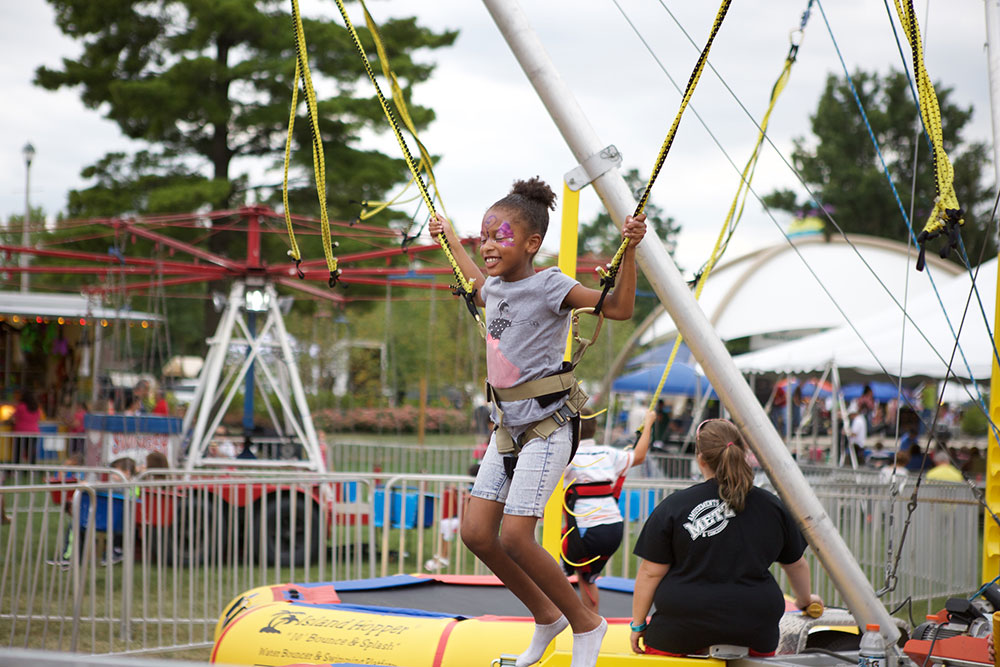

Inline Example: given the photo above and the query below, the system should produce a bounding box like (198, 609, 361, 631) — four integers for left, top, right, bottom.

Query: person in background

(652, 399, 670, 447)
(145, 451, 169, 471)
(110, 457, 136, 480)
(562, 410, 653, 612)
(8, 388, 43, 465)
(46, 453, 84, 567)
(151, 389, 169, 416)
(857, 385, 876, 425)
(925, 449, 963, 482)
(630, 418, 821, 656)
(65, 399, 87, 458)
(898, 426, 919, 452)
(878, 450, 909, 491)
(963, 447, 986, 480)
(905, 443, 927, 472)
(846, 409, 867, 466)
(125, 380, 151, 415)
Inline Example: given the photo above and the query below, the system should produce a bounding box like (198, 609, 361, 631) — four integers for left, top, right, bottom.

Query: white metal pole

(482, 0, 899, 641)
(267, 284, 323, 471)
(20, 144, 33, 293)
(186, 282, 242, 471)
(986, 0, 1000, 192)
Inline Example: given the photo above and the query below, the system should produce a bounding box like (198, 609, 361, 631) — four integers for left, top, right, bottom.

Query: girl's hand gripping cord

(622, 214, 647, 247)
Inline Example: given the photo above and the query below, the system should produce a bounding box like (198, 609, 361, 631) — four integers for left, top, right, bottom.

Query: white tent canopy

(732, 258, 997, 381)
(638, 234, 961, 347)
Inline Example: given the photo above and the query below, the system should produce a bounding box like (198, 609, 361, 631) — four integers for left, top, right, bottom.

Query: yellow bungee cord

(592, 0, 733, 317)
(284, 0, 339, 286)
(891, 0, 964, 271)
(638, 3, 813, 427)
(329, 0, 485, 333)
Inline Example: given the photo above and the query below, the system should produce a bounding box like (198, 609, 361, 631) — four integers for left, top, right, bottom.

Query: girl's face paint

(479, 207, 534, 281)
(494, 221, 515, 247)
(480, 215, 516, 247)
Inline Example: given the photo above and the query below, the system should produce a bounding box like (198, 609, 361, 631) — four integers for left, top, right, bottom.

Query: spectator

(630, 418, 821, 656)
(846, 410, 867, 465)
(145, 451, 169, 471)
(898, 427, 918, 452)
(64, 399, 88, 458)
(857, 385, 876, 423)
(791, 386, 803, 434)
(905, 443, 927, 473)
(770, 385, 787, 434)
(151, 389, 169, 416)
(878, 451, 909, 491)
(125, 380, 151, 415)
(963, 447, 986, 479)
(925, 449, 963, 482)
(8, 388, 42, 464)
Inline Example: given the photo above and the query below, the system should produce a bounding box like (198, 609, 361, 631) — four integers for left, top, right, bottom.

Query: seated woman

(629, 418, 821, 656)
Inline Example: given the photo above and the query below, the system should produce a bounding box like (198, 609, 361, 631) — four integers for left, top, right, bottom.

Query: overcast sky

(0, 0, 995, 277)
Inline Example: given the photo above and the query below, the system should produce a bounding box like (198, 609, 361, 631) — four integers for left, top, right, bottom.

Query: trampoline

(212, 574, 860, 666)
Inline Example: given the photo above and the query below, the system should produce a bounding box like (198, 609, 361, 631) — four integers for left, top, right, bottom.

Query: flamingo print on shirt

(486, 300, 537, 388)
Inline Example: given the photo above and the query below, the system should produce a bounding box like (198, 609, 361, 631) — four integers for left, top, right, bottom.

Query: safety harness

(561, 475, 628, 574)
(485, 309, 604, 478)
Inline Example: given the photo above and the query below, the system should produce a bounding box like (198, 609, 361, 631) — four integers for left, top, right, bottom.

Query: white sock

(515, 615, 569, 667)
(570, 617, 607, 667)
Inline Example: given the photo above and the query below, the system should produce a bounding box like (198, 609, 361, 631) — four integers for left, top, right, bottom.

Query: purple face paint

(480, 215, 515, 247)
(495, 221, 515, 247)
(480, 215, 498, 243)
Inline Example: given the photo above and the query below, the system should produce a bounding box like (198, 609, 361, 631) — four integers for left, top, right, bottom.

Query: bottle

(858, 624, 887, 667)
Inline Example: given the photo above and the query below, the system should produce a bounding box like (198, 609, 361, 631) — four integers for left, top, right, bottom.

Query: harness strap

(491, 381, 589, 457)
(568, 481, 617, 498)
(487, 371, 576, 403)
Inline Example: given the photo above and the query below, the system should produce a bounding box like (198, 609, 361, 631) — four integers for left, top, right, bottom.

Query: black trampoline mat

(335, 582, 634, 618)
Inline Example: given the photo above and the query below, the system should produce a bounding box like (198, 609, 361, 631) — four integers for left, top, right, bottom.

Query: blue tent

(842, 381, 915, 403)
(611, 362, 717, 398)
(625, 339, 693, 369)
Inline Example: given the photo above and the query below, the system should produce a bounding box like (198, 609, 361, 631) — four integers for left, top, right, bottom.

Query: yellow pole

(983, 253, 1000, 582)
(541, 183, 580, 561)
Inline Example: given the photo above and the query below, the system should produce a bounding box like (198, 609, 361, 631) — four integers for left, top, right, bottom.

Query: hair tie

(725, 441, 734, 448)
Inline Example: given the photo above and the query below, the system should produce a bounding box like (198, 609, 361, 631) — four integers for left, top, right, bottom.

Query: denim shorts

(471, 423, 573, 517)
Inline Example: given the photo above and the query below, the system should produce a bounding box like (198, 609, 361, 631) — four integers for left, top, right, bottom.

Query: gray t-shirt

(482, 267, 580, 433)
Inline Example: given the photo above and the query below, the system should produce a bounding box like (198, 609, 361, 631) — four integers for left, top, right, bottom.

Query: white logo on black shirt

(682, 499, 735, 540)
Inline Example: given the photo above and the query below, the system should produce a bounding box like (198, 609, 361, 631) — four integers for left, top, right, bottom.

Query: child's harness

(485, 309, 601, 479)
(561, 475, 627, 576)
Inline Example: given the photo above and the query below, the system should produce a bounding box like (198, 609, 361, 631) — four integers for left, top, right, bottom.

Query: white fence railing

(0, 462, 984, 656)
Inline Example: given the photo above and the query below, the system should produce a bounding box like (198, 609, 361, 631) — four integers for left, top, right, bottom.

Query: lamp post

(20, 142, 35, 293)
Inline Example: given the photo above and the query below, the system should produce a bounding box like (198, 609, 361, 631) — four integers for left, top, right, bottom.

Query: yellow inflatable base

(212, 600, 722, 666)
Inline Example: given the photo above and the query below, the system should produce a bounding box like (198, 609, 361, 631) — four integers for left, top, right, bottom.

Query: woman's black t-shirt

(632, 479, 806, 654)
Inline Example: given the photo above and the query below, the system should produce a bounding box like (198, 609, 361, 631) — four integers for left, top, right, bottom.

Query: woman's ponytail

(695, 419, 754, 512)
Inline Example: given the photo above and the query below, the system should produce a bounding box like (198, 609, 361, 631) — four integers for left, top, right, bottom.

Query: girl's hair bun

(510, 176, 556, 211)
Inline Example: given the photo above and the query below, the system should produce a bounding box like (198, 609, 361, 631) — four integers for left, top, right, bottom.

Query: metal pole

(20, 143, 34, 293)
(986, 0, 1000, 194)
(268, 284, 323, 471)
(482, 0, 899, 642)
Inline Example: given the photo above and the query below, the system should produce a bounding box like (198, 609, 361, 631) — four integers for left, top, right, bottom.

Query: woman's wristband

(630, 620, 648, 632)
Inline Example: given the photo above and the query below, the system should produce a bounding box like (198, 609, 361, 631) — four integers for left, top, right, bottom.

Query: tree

(763, 69, 994, 262)
(35, 0, 457, 346)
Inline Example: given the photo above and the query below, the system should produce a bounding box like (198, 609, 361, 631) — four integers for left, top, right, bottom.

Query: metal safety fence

(0, 463, 984, 656)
